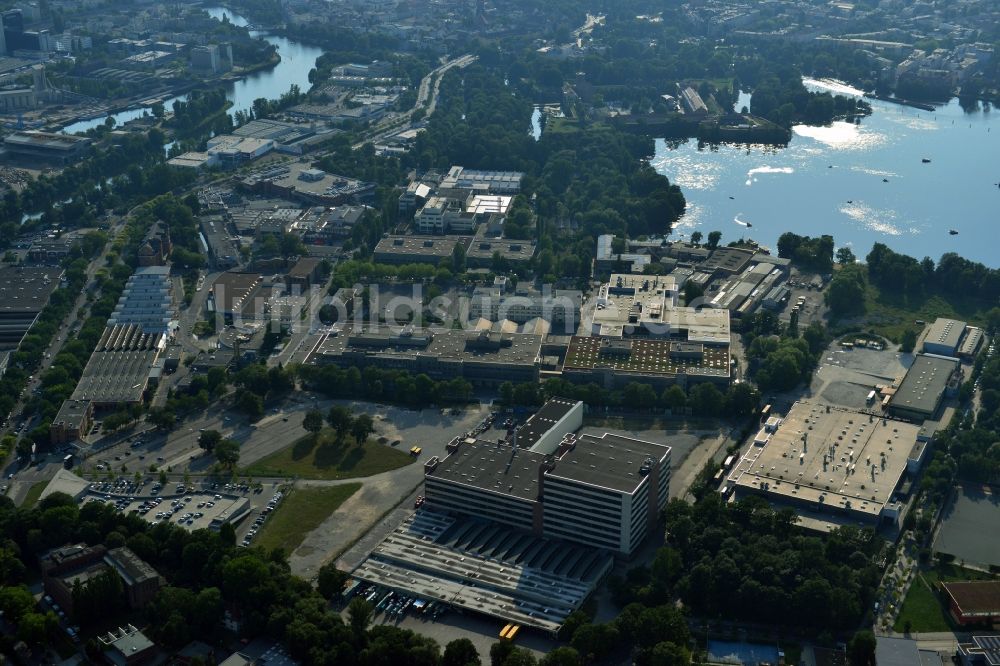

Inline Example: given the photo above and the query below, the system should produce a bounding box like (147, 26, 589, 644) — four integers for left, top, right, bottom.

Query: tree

(317, 562, 348, 599)
(347, 597, 373, 638)
(706, 230, 722, 250)
(836, 246, 857, 265)
(198, 429, 223, 452)
(351, 413, 375, 446)
(690, 231, 703, 246)
(215, 440, 240, 470)
(825, 264, 867, 318)
(303, 409, 324, 442)
(661, 385, 687, 411)
(900, 329, 917, 353)
(443, 638, 481, 666)
(236, 390, 264, 419)
(847, 630, 876, 666)
(327, 405, 353, 443)
(687, 383, 724, 417)
(538, 647, 581, 666)
(451, 242, 467, 273)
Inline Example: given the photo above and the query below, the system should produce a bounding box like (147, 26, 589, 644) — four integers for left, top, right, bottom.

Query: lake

(652, 79, 1000, 267)
(61, 6, 324, 134)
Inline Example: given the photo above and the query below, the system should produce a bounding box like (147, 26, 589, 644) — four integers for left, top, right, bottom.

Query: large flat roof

(889, 354, 959, 416)
(564, 336, 731, 379)
(516, 397, 579, 449)
(925, 317, 966, 352)
(548, 433, 670, 494)
(374, 235, 465, 258)
(311, 327, 542, 367)
(0, 266, 63, 313)
(727, 402, 920, 518)
(428, 439, 548, 502)
(71, 325, 162, 404)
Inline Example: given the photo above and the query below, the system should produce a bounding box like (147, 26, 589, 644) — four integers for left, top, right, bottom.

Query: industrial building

(305, 326, 542, 387)
(70, 324, 165, 408)
(106, 266, 173, 335)
(3, 130, 91, 164)
(942, 582, 1000, 627)
(725, 402, 924, 528)
(887, 354, 961, 421)
(592, 273, 731, 344)
(424, 398, 671, 556)
(0, 266, 62, 347)
(562, 336, 731, 390)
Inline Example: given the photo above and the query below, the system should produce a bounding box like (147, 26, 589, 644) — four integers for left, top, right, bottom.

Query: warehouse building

(923, 318, 967, 357)
(887, 354, 961, 421)
(725, 402, 924, 528)
(424, 398, 671, 556)
(70, 325, 165, 408)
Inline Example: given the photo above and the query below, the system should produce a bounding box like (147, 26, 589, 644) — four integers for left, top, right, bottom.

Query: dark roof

(943, 581, 1000, 616)
(547, 433, 670, 494)
(516, 397, 578, 449)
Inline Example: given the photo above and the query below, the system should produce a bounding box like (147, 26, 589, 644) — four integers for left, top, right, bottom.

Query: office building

(40, 543, 109, 616)
(725, 402, 924, 528)
(424, 398, 671, 556)
(887, 354, 961, 421)
(465, 225, 537, 269)
(373, 235, 467, 266)
(104, 547, 163, 609)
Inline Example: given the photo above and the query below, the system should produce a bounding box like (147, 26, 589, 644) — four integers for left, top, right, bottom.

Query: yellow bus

(500, 623, 513, 639)
(506, 625, 520, 641)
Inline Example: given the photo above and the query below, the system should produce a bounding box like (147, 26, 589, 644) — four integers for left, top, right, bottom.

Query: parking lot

(75, 477, 285, 539)
(804, 341, 910, 410)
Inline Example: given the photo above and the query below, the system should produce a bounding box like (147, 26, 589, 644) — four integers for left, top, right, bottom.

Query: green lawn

(862, 282, 990, 342)
(21, 480, 48, 507)
(241, 428, 413, 480)
(254, 483, 361, 554)
(894, 564, 997, 633)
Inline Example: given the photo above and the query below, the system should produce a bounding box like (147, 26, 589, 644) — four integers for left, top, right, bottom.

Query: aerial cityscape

(0, 0, 999, 664)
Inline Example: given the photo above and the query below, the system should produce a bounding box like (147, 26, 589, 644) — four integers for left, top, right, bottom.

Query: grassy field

(253, 483, 361, 554)
(894, 564, 997, 633)
(242, 429, 413, 480)
(862, 282, 989, 342)
(21, 480, 48, 507)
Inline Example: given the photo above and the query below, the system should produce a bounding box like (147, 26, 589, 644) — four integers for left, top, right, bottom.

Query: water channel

(60, 6, 324, 134)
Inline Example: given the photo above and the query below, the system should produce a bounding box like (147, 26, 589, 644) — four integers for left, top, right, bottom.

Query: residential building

(104, 547, 163, 609)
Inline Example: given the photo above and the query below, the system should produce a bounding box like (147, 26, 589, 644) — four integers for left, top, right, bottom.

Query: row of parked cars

(242, 491, 284, 546)
(353, 584, 446, 621)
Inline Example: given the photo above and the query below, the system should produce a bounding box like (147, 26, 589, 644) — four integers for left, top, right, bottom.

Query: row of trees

(303, 406, 375, 446)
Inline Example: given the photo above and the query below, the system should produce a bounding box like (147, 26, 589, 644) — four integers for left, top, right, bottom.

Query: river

(61, 6, 324, 134)
(652, 79, 1000, 267)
